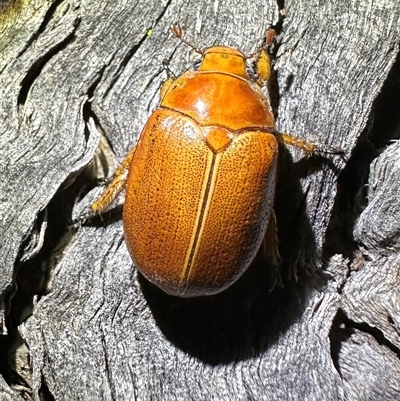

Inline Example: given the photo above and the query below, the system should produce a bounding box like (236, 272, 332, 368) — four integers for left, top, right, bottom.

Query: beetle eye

(192, 59, 202, 70)
(246, 63, 256, 80)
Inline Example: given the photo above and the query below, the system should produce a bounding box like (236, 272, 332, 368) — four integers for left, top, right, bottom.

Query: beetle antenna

(170, 24, 204, 55)
(265, 27, 276, 49)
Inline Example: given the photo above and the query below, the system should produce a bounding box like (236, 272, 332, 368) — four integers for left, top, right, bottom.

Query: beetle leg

(275, 132, 345, 155)
(262, 209, 282, 289)
(256, 49, 271, 84)
(262, 208, 280, 265)
(275, 132, 314, 152)
(91, 145, 137, 213)
(162, 59, 176, 79)
(250, 27, 275, 85)
(262, 209, 283, 289)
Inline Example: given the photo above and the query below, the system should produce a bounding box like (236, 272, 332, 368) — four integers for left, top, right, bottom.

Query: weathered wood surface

(1, 0, 400, 400)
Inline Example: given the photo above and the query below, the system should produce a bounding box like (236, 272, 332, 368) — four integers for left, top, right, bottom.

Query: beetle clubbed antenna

(170, 24, 204, 55)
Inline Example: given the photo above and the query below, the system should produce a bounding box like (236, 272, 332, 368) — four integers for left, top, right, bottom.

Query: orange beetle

(91, 26, 319, 297)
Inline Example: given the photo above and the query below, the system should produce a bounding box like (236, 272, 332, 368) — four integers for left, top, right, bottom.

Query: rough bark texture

(1, 0, 399, 400)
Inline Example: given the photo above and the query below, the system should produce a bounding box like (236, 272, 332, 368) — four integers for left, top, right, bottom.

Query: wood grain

(0, 0, 399, 399)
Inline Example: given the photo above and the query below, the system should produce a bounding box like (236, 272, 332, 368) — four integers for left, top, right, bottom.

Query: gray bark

(1, 0, 399, 400)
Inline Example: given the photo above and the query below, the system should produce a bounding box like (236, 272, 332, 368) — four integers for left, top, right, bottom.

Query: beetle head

(170, 24, 261, 81)
(199, 46, 249, 79)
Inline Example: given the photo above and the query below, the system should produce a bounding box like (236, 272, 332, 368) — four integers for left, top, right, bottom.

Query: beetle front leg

(91, 145, 137, 213)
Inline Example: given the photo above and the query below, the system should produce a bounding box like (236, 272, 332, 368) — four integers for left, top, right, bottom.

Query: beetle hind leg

(261, 209, 282, 289)
(91, 145, 136, 213)
(262, 208, 280, 265)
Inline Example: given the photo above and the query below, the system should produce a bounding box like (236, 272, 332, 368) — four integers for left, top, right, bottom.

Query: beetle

(91, 25, 327, 297)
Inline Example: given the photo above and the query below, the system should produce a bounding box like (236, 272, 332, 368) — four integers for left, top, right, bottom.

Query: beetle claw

(69, 210, 96, 229)
(313, 144, 348, 160)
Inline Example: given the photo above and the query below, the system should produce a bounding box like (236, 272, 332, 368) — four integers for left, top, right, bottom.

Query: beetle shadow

(141, 149, 328, 366)
(139, 259, 309, 366)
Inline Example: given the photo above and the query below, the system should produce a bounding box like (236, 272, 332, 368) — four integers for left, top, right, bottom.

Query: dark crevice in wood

(323, 136, 374, 258)
(100, 330, 116, 400)
(5, 202, 74, 326)
(78, 70, 127, 227)
(80, 67, 121, 212)
(17, 209, 48, 264)
(367, 49, 400, 148)
(330, 309, 400, 368)
(0, 332, 13, 390)
(348, 320, 400, 357)
(275, 149, 343, 277)
(102, 31, 149, 100)
(329, 309, 354, 378)
(0, 329, 32, 399)
(152, 0, 173, 31)
(16, 0, 70, 59)
(80, 77, 126, 227)
(104, 0, 173, 100)
(17, 18, 80, 106)
(276, 0, 285, 12)
(274, 0, 286, 33)
(38, 373, 55, 401)
(265, 4, 285, 118)
(82, 66, 126, 194)
(323, 51, 400, 262)
(1, 208, 48, 330)
(0, 170, 99, 394)
(82, 66, 106, 142)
